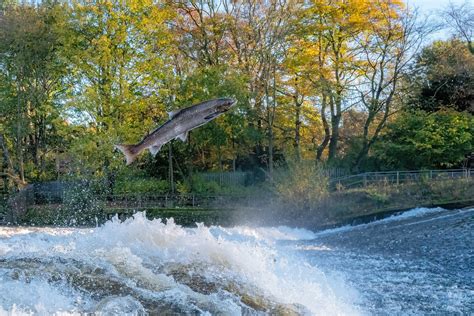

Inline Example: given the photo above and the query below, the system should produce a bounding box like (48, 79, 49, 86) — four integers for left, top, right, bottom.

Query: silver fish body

(115, 98, 237, 165)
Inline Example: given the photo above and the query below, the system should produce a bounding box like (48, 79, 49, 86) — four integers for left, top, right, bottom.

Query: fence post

(363, 174, 367, 187)
(430, 170, 433, 180)
(396, 171, 399, 185)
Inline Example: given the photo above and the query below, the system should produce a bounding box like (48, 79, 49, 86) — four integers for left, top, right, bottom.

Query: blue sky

(409, 0, 466, 11)
(408, 0, 469, 40)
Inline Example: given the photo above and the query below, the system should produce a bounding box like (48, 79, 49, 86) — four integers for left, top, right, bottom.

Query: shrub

(273, 160, 329, 210)
(177, 174, 220, 195)
(114, 178, 169, 195)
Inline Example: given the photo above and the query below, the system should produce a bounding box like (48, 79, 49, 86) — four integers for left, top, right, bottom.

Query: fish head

(215, 97, 237, 113)
(203, 98, 237, 120)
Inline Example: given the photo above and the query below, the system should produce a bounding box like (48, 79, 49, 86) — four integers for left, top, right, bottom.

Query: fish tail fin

(114, 144, 138, 165)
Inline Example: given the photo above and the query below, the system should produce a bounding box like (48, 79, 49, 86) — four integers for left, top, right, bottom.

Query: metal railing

(5, 169, 472, 216)
(101, 193, 254, 209)
(21, 190, 260, 210)
(198, 171, 253, 186)
(329, 169, 473, 190)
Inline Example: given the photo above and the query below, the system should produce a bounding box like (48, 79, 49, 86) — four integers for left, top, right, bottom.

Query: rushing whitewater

(1, 207, 472, 315)
(0, 213, 359, 315)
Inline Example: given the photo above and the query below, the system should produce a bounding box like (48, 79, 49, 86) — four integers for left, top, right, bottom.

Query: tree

(352, 3, 429, 170)
(372, 110, 474, 169)
(289, 0, 379, 163)
(174, 65, 249, 172)
(168, 0, 252, 174)
(0, 2, 68, 184)
(64, 0, 174, 175)
(173, 0, 296, 175)
(443, 1, 474, 54)
(408, 39, 474, 114)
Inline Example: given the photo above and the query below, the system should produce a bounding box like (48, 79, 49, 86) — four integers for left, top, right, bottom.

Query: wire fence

(2, 168, 472, 224)
(14, 187, 261, 210)
(329, 169, 473, 190)
(18, 169, 472, 207)
(198, 171, 255, 186)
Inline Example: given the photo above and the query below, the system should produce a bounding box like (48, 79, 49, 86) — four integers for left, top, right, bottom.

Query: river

(0, 207, 472, 315)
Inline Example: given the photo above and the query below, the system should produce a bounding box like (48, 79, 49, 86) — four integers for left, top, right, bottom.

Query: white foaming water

(0, 279, 85, 316)
(209, 225, 317, 244)
(0, 213, 361, 315)
(313, 207, 447, 237)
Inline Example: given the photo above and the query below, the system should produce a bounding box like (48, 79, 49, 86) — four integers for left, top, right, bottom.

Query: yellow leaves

(128, 0, 153, 13)
(91, 35, 112, 62)
(291, 0, 407, 77)
(304, 0, 403, 37)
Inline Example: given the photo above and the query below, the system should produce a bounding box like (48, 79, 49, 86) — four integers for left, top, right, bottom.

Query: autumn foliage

(0, 0, 472, 192)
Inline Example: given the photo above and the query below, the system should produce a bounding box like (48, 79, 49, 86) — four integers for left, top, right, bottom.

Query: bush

(177, 174, 221, 195)
(273, 160, 329, 210)
(114, 178, 169, 195)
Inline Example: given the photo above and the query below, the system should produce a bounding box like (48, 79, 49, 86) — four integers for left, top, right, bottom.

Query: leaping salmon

(115, 98, 237, 165)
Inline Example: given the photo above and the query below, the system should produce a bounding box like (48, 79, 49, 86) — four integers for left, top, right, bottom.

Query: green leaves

(0, 0, 471, 188)
(64, 0, 174, 172)
(410, 40, 474, 113)
(0, 2, 69, 183)
(373, 110, 474, 169)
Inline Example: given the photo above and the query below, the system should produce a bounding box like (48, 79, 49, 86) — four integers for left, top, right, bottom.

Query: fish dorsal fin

(149, 144, 162, 157)
(176, 132, 188, 142)
(167, 110, 179, 119)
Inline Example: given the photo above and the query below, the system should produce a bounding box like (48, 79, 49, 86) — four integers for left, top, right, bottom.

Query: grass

(290, 178, 474, 227)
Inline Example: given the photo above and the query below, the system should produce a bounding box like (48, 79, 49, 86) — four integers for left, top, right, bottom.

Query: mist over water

(0, 207, 472, 315)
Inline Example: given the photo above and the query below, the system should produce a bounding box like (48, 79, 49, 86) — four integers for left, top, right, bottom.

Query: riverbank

(233, 178, 474, 229)
(3, 178, 473, 230)
(314, 200, 474, 230)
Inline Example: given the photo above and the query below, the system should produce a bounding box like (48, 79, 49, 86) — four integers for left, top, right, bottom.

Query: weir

(0, 207, 472, 314)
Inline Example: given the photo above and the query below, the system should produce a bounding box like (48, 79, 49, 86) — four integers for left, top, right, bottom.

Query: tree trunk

(268, 127, 274, 176)
(327, 94, 341, 162)
(16, 81, 25, 183)
(232, 137, 236, 172)
(353, 111, 374, 171)
(218, 146, 223, 173)
(1, 134, 11, 193)
(168, 143, 174, 193)
(0, 133, 25, 190)
(316, 94, 331, 161)
(294, 96, 302, 161)
(265, 64, 277, 177)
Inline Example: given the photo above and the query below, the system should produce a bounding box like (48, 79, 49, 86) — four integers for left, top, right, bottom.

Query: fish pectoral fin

(176, 132, 188, 142)
(204, 113, 218, 120)
(149, 145, 162, 157)
(167, 110, 179, 119)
